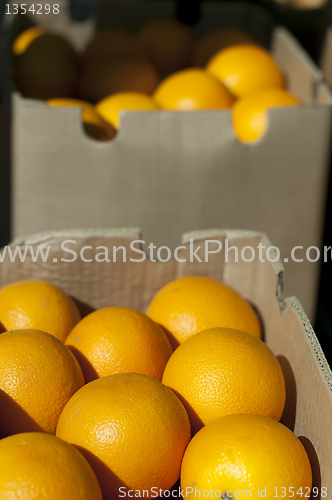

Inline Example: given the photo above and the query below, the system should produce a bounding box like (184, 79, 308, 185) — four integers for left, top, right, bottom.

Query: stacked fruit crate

(0, 228, 331, 498)
(2, 0, 331, 320)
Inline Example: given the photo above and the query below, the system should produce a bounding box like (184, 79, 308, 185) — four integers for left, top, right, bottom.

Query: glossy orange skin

(233, 87, 299, 142)
(191, 27, 257, 67)
(207, 44, 284, 97)
(162, 328, 286, 434)
(147, 275, 260, 347)
(96, 91, 159, 129)
(65, 307, 172, 383)
(0, 432, 102, 499)
(0, 280, 81, 343)
(0, 329, 84, 437)
(56, 373, 191, 500)
(181, 414, 312, 499)
(153, 68, 234, 110)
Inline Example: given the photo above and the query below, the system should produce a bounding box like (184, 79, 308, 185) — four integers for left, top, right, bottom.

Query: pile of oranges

(0, 276, 312, 499)
(13, 20, 299, 142)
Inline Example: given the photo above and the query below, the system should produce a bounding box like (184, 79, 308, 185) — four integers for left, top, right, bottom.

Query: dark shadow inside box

(249, 301, 266, 343)
(315, 126, 332, 370)
(278, 355, 297, 432)
(298, 436, 322, 500)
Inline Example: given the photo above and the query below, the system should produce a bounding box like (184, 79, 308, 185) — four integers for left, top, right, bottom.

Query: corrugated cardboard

(0, 227, 331, 490)
(5, 1, 332, 322)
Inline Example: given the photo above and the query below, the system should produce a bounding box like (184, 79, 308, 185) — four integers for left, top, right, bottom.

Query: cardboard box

(4, 1, 332, 322)
(0, 227, 331, 491)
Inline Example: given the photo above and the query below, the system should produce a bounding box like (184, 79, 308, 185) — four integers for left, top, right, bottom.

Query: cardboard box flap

(272, 26, 324, 103)
(19, 95, 331, 143)
(0, 228, 331, 486)
(277, 297, 332, 489)
(316, 80, 332, 104)
(1, 228, 284, 312)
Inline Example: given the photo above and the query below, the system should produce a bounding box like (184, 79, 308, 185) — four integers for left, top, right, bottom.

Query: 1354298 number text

(274, 487, 327, 497)
(6, 4, 60, 15)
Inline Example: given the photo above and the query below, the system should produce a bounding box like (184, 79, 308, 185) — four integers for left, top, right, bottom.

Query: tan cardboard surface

(9, 6, 332, 322)
(272, 27, 324, 102)
(12, 99, 332, 321)
(0, 228, 331, 489)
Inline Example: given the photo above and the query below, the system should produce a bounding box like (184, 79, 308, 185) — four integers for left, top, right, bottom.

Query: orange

(80, 53, 160, 104)
(0, 280, 81, 342)
(206, 44, 284, 97)
(13, 28, 76, 61)
(13, 33, 78, 100)
(233, 87, 299, 142)
(0, 432, 102, 499)
(162, 328, 286, 434)
(153, 68, 234, 110)
(96, 91, 159, 129)
(48, 98, 116, 141)
(146, 275, 260, 347)
(13, 26, 47, 55)
(56, 373, 191, 500)
(136, 19, 194, 76)
(181, 414, 312, 500)
(0, 329, 84, 437)
(14, 53, 78, 100)
(65, 307, 173, 383)
(191, 27, 257, 67)
(82, 29, 142, 67)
